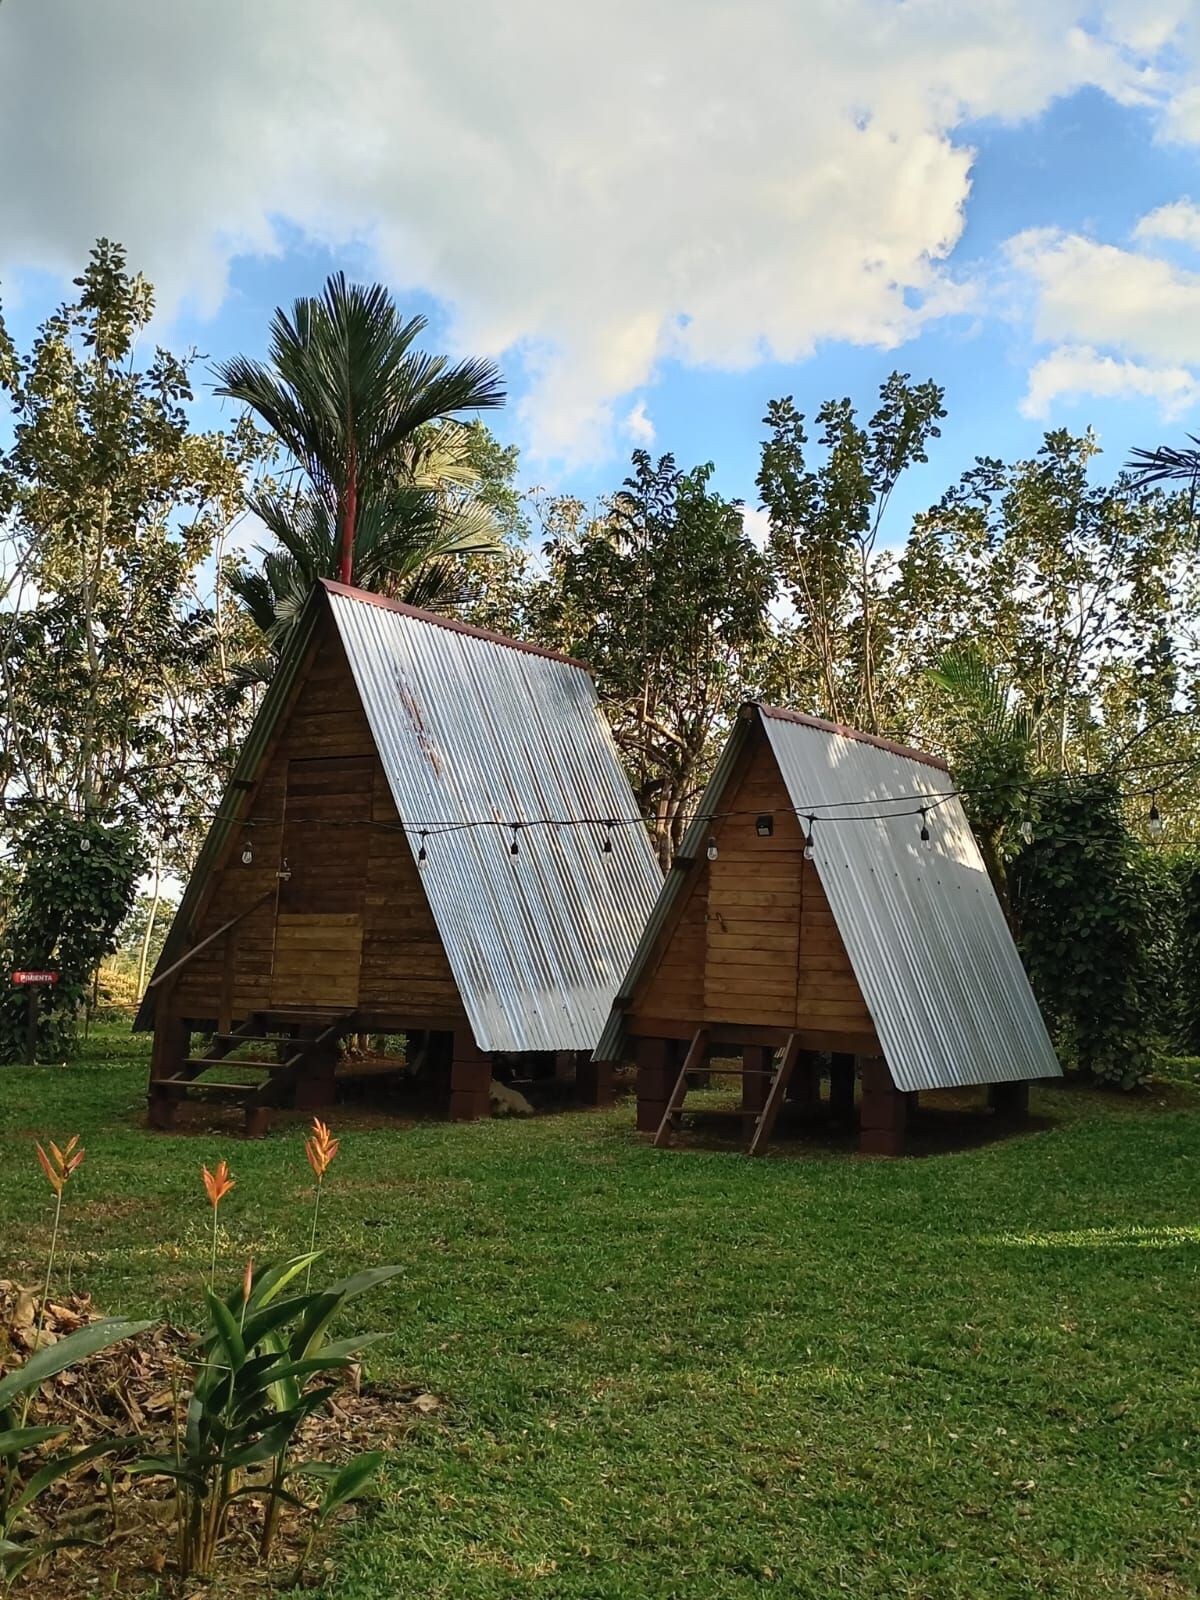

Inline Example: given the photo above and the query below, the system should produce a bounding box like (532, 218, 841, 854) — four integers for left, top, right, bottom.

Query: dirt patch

(1, 1280, 445, 1596)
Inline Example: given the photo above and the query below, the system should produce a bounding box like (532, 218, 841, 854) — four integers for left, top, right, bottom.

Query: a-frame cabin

(137, 580, 663, 1133)
(595, 703, 1060, 1155)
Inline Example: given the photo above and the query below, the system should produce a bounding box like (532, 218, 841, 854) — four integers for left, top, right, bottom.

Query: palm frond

(1125, 437, 1200, 490)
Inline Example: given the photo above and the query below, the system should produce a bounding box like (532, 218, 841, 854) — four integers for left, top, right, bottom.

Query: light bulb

(417, 831, 428, 868)
(1019, 818, 1034, 846)
(919, 810, 931, 848)
(1149, 800, 1163, 839)
(706, 837, 718, 862)
(509, 826, 520, 858)
(601, 823, 614, 855)
(79, 837, 92, 854)
(803, 819, 815, 861)
(241, 843, 253, 865)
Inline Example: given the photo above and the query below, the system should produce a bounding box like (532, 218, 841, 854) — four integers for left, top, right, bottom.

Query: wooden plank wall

(629, 731, 877, 1045)
(170, 619, 462, 1027)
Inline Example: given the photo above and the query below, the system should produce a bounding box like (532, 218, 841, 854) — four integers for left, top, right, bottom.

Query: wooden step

(151, 1078, 258, 1102)
(184, 1056, 275, 1072)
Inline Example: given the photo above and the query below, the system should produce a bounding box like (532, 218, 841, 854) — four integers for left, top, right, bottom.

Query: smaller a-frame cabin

(596, 703, 1060, 1155)
(137, 581, 663, 1132)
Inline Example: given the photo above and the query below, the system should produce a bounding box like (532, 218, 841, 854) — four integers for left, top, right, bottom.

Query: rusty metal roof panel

(759, 707, 1060, 1092)
(327, 586, 663, 1054)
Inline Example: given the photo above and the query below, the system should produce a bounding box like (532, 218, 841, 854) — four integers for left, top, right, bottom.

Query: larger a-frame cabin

(595, 703, 1060, 1155)
(137, 581, 663, 1133)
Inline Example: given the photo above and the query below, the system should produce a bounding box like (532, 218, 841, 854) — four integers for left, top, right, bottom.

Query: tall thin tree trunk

(138, 846, 163, 996)
(339, 445, 358, 584)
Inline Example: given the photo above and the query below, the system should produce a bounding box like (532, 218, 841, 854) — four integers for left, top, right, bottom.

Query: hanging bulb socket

(80, 836, 92, 854)
(240, 843, 253, 865)
(803, 817, 816, 862)
(417, 830, 428, 867)
(1019, 817, 1034, 846)
(919, 808, 931, 848)
(601, 821, 615, 855)
(1148, 796, 1163, 839)
(509, 824, 521, 858)
(706, 836, 718, 862)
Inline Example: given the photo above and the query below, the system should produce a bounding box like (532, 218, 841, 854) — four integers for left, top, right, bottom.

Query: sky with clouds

(2, 0, 1200, 543)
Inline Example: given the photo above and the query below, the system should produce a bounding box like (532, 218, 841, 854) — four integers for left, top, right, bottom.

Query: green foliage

(1010, 777, 1164, 1086)
(0, 1318, 152, 1587)
(1170, 851, 1200, 1051)
(0, 810, 138, 1061)
(531, 451, 772, 861)
(758, 372, 946, 729)
(134, 1254, 399, 1580)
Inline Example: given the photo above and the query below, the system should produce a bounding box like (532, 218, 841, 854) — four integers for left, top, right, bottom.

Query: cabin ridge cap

(749, 701, 951, 774)
(319, 579, 594, 674)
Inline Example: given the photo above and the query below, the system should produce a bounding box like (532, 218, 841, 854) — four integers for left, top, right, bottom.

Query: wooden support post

(148, 1007, 190, 1130)
(786, 1050, 822, 1121)
(635, 1037, 675, 1132)
(294, 1041, 339, 1111)
(858, 1056, 908, 1156)
(829, 1053, 856, 1127)
(741, 1045, 773, 1117)
(576, 1052, 614, 1107)
(449, 1029, 491, 1121)
(988, 1080, 1030, 1120)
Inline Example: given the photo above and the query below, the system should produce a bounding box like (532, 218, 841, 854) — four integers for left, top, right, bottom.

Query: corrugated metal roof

(327, 585, 663, 1054)
(761, 706, 1060, 1091)
(598, 704, 1060, 1091)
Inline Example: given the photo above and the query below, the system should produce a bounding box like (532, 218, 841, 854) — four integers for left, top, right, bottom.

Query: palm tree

(214, 273, 505, 584)
(1126, 435, 1200, 516)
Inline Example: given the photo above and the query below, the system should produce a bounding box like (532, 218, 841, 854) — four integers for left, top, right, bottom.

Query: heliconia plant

(303, 1119, 339, 1290)
(201, 1160, 235, 1288)
(23, 1138, 85, 1425)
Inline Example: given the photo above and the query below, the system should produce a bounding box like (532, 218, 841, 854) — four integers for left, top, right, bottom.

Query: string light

(241, 843, 253, 865)
(601, 821, 615, 855)
(1019, 816, 1034, 846)
(509, 824, 521, 858)
(79, 837, 91, 854)
(803, 817, 816, 861)
(919, 808, 931, 848)
(417, 830, 428, 868)
(706, 837, 719, 862)
(1148, 794, 1163, 839)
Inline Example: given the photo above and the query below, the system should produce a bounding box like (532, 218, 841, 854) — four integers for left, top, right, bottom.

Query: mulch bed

(1, 1279, 443, 1595)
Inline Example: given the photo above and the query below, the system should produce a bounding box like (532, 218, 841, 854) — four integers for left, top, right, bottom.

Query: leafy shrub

(1011, 776, 1164, 1087)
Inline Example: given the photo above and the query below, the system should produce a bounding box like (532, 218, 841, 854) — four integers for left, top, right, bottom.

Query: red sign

(11, 970, 60, 987)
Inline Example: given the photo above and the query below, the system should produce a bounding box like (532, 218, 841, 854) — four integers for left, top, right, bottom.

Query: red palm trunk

(339, 473, 357, 584)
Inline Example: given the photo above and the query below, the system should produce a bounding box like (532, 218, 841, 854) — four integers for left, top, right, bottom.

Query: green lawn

(2, 1029, 1198, 1598)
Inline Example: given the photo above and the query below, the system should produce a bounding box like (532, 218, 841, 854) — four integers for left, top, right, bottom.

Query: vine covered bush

(0, 810, 138, 1061)
(1010, 777, 1164, 1088)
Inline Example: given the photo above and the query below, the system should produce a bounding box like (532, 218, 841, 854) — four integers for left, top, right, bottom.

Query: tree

(530, 452, 773, 864)
(897, 432, 1200, 805)
(213, 272, 505, 587)
(757, 373, 946, 731)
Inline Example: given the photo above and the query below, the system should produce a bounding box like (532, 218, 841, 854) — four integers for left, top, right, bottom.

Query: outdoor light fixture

(803, 818, 816, 861)
(417, 830, 428, 868)
(1019, 817, 1034, 846)
(601, 821, 615, 855)
(1149, 796, 1164, 839)
(509, 825, 520, 858)
(706, 836, 719, 862)
(79, 837, 91, 854)
(241, 843, 253, 865)
(919, 808, 931, 848)
(755, 814, 773, 837)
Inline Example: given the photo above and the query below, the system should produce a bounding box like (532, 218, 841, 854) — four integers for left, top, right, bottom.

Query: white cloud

(622, 400, 656, 447)
(741, 506, 772, 551)
(1021, 344, 1200, 419)
(1134, 199, 1200, 248)
(1, 2, 1198, 462)
(1007, 225, 1200, 365)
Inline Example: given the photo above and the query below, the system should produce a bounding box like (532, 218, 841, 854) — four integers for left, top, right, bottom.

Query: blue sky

(3, 2, 1200, 553)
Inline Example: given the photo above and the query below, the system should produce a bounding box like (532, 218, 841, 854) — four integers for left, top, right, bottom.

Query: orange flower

(202, 1159, 235, 1209)
(304, 1118, 339, 1181)
(35, 1135, 85, 1196)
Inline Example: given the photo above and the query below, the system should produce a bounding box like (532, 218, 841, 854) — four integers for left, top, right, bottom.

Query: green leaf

(0, 1425, 67, 1458)
(0, 1319, 154, 1412)
(315, 1451, 385, 1526)
(11, 1435, 137, 1518)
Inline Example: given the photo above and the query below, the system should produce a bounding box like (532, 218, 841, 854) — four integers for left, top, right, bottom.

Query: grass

(2, 1026, 1198, 1598)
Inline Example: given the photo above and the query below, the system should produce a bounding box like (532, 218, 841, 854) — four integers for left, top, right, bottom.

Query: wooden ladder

(652, 1031, 802, 1154)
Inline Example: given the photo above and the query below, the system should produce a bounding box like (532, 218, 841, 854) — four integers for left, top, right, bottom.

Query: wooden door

(271, 756, 373, 1010)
